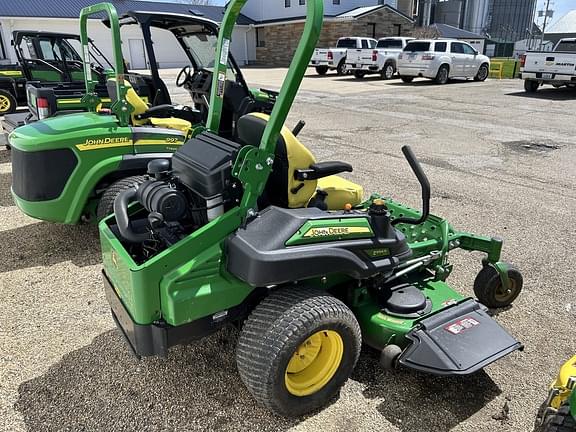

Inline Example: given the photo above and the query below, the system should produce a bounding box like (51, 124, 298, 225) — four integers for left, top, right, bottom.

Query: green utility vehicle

(1, 30, 152, 145)
(99, 0, 524, 417)
(537, 355, 576, 432)
(0, 30, 102, 116)
(10, 3, 275, 224)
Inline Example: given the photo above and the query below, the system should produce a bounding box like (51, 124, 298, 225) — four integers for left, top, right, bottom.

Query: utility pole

(540, 0, 552, 50)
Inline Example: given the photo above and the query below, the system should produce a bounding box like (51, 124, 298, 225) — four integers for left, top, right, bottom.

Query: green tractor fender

(63, 154, 125, 223)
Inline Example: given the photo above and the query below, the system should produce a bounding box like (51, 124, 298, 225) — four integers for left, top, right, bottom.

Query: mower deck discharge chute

(100, 0, 524, 416)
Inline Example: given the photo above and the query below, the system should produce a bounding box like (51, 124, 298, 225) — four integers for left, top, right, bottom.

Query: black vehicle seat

(106, 79, 192, 133)
(236, 112, 363, 210)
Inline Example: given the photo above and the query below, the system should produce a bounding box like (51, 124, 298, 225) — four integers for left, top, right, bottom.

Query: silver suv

(397, 39, 490, 84)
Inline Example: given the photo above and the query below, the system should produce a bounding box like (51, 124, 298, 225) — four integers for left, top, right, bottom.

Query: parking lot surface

(1, 69, 575, 432)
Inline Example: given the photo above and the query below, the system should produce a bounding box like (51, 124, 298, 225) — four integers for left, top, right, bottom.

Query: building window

(333, 0, 340, 4)
(393, 23, 402, 36)
(368, 23, 376, 38)
(256, 28, 266, 48)
(285, 0, 290, 7)
(299, 0, 305, 4)
(0, 26, 6, 60)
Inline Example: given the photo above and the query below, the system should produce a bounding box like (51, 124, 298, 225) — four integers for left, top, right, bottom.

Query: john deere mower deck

(99, 0, 524, 417)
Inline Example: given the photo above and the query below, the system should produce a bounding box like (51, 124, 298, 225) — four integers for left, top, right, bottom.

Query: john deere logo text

(76, 137, 133, 151)
(304, 226, 371, 238)
(85, 137, 130, 146)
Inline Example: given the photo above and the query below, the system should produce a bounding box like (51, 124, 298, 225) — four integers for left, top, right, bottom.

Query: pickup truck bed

(346, 38, 413, 80)
(522, 39, 576, 93)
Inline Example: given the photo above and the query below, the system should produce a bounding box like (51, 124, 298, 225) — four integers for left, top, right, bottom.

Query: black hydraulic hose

(391, 146, 431, 226)
(114, 188, 150, 243)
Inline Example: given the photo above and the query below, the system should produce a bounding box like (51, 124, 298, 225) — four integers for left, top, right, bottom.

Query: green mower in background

(9, 3, 275, 224)
(537, 356, 576, 432)
(99, 0, 525, 416)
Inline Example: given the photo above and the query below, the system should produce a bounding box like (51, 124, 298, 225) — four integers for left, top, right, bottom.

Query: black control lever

(391, 146, 431, 226)
(292, 120, 306, 137)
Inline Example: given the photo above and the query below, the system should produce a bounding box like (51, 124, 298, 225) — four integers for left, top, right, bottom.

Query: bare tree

(412, 26, 441, 39)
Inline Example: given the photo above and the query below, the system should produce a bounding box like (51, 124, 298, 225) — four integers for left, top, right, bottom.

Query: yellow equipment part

(284, 330, 344, 396)
(317, 175, 364, 210)
(550, 355, 576, 409)
(149, 117, 193, 133)
(111, 79, 192, 133)
(249, 112, 363, 210)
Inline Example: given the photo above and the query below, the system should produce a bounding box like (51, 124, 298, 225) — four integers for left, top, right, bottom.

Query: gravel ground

(1, 70, 575, 432)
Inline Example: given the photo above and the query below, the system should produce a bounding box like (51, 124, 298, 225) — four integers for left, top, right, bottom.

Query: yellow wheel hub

(285, 330, 344, 397)
(0, 94, 10, 112)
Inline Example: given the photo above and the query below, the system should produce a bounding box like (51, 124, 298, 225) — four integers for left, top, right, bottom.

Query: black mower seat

(236, 112, 363, 210)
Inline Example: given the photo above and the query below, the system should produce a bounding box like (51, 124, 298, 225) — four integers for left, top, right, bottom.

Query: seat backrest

(236, 112, 317, 208)
(106, 78, 148, 125)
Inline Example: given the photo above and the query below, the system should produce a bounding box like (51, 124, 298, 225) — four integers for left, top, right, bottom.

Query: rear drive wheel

(400, 76, 414, 83)
(473, 264, 523, 308)
(236, 287, 362, 417)
(96, 175, 147, 222)
(525, 79, 540, 93)
(336, 60, 347, 76)
(541, 401, 576, 432)
(435, 65, 450, 84)
(381, 62, 395, 80)
(474, 63, 489, 81)
(0, 89, 17, 115)
(315, 66, 329, 76)
(354, 71, 366, 80)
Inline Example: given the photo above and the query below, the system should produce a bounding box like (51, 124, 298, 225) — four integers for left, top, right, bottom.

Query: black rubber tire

(473, 264, 523, 308)
(380, 344, 402, 369)
(336, 60, 347, 76)
(474, 63, 489, 82)
(380, 62, 395, 80)
(0, 89, 17, 115)
(96, 175, 147, 222)
(315, 66, 328, 76)
(236, 287, 362, 417)
(525, 79, 540, 93)
(541, 401, 576, 432)
(400, 76, 414, 83)
(435, 65, 450, 85)
(354, 71, 366, 80)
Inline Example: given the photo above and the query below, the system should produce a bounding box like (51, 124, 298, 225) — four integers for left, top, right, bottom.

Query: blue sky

(537, 0, 575, 26)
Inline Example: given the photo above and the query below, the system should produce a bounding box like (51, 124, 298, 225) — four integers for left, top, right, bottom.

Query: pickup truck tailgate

(347, 49, 374, 65)
(524, 52, 576, 75)
(311, 48, 329, 62)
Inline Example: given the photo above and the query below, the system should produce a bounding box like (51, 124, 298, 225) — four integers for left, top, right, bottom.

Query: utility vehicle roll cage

(12, 30, 112, 82)
(105, 11, 254, 108)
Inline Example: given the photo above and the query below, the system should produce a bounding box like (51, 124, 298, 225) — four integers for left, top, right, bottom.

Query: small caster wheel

(380, 344, 402, 370)
(474, 264, 523, 308)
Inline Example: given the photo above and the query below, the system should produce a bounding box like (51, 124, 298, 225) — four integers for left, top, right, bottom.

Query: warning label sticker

(220, 39, 230, 66)
(217, 72, 226, 97)
(444, 317, 480, 335)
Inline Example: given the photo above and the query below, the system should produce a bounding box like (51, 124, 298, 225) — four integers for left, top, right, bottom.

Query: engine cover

(171, 132, 242, 199)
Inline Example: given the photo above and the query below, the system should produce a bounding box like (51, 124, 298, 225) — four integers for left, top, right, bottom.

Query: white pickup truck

(522, 38, 576, 93)
(310, 37, 377, 76)
(346, 37, 414, 79)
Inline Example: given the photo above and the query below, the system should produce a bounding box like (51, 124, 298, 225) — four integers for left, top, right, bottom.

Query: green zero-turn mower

(9, 2, 275, 224)
(537, 355, 576, 432)
(100, 0, 524, 416)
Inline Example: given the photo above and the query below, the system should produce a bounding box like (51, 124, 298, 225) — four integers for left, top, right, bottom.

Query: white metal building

(0, 0, 256, 68)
